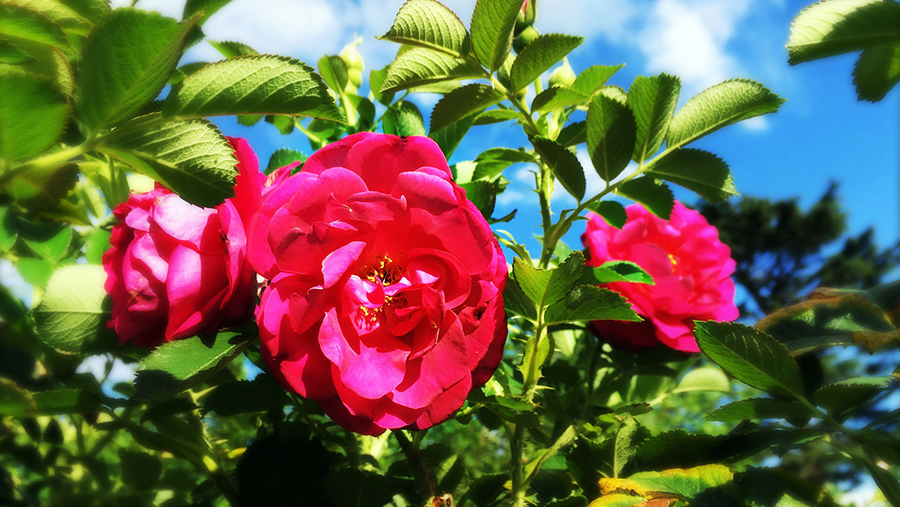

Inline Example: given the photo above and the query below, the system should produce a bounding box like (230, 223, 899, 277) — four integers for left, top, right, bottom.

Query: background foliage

(1, 0, 898, 506)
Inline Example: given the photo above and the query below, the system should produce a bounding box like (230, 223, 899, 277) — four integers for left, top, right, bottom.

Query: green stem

(394, 430, 435, 501)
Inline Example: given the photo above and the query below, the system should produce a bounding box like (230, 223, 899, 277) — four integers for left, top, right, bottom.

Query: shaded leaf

(430, 83, 505, 132)
(694, 321, 804, 397)
(503, 277, 538, 321)
(163, 55, 343, 121)
(532, 86, 589, 113)
(429, 114, 476, 158)
(266, 148, 305, 173)
(853, 41, 900, 102)
(509, 33, 583, 91)
(383, 100, 427, 137)
(459, 180, 496, 218)
(0, 3, 69, 52)
(812, 377, 891, 416)
(201, 375, 289, 416)
(616, 178, 673, 220)
(33, 388, 103, 415)
(705, 398, 815, 422)
(76, 8, 196, 131)
(0, 73, 69, 162)
(512, 257, 551, 306)
(587, 93, 636, 183)
(644, 148, 737, 202)
(586, 200, 627, 229)
(532, 136, 585, 201)
(628, 73, 681, 163)
(544, 251, 586, 307)
(208, 39, 257, 58)
(135, 332, 252, 397)
(470, 0, 523, 72)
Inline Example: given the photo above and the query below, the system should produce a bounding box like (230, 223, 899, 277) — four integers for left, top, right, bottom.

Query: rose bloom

(103, 138, 292, 347)
(582, 201, 738, 353)
(249, 132, 507, 435)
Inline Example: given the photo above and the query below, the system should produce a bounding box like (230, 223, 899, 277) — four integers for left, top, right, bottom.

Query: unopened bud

(513, 25, 539, 53)
(514, 0, 537, 35)
(548, 59, 576, 88)
(339, 37, 364, 91)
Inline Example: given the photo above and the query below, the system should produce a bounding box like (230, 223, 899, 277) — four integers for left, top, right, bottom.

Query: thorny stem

(394, 430, 435, 501)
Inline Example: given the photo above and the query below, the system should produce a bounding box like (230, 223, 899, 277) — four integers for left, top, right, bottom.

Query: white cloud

(637, 0, 753, 95)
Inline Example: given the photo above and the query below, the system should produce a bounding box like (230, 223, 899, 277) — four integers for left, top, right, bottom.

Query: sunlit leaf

(381, 47, 482, 94)
(853, 41, 900, 102)
(628, 73, 680, 163)
(31, 265, 113, 353)
(787, 0, 900, 65)
(531, 136, 585, 201)
(587, 93, 636, 183)
(644, 149, 737, 202)
(0, 73, 69, 162)
(470, 0, 522, 72)
(705, 398, 814, 421)
(430, 83, 505, 132)
(379, 0, 471, 57)
(509, 33, 583, 92)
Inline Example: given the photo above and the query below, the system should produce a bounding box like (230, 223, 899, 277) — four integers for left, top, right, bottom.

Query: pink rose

(249, 132, 507, 435)
(103, 138, 291, 348)
(582, 201, 738, 353)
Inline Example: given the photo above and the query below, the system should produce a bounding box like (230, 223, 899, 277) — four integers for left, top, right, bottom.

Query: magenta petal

(318, 310, 409, 400)
(391, 312, 469, 410)
(414, 373, 472, 430)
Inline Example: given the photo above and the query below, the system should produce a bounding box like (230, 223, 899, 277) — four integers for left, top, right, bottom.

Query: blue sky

(121, 0, 899, 255)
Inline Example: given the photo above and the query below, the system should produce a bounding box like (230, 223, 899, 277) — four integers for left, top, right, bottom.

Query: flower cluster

(582, 201, 739, 353)
(103, 132, 508, 435)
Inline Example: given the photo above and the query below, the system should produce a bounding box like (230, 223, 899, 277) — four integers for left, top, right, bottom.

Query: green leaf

(76, 8, 196, 132)
(512, 257, 551, 306)
(459, 180, 496, 217)
(135, 332, 252, 397)
(636, 430, 720, 470)
(613, 419, 642, 478)
(0, 3, 69, 52)
(208, 39, 257, 59)
(2, 163, 78, 209)
(586, 200, 627, 229)
(201, 375, 289, 416)
(531, 136, 585, 201)
(665, 79, 785, 149)
(85, 227, 111, 265)
(0, 207, 16, 252)
(430, 83, 505, 132)
(673, 366, 731, 394)
(474, 107, 521, 125)
(705, 398, 815, 422)
(31, 265, 113, 353)
(694, 321, 804, 397)
(853, 41, 900, 102)
(381, 47, 483, 94)
(318, 54, 348, 94)
(787, 0, 900, 65)
(0, 73, 69, 162)
(16, 257, 54, 286)
(383, 100, 427, 137)
(266, 148, 305, 173)
(119, 449, 162, 491)
(645, 148, 737, 202)
(183, 0, 232, 26)
(586, 93, 636, 183)
(544, 285, 640, 325)
(0, 378, 34, 417)
(619, 464, 734, 499)
(628, 73, 681, 163)
(33, 388, 103, 415)
(379, 0, 471, 57)
(19, 219, 71, 262)
(544, 251, 586, 307)
(99, 117, 237, 208)
(265, 114, 295, 135)
(580, 261, 653, 286)
(4, 0, 98, 34)
(812, 377, 891, 416)
(470, 0, 522, 72)
(163, 55, 343, 122)
(473, 147, 534, 179)
(756, 289, 894, 354)
(508, 33, 583, 92)
(531, 86, 589, 113)
(616, 177, 673, 220)
(503, 277, 538, 321)
(572, 64, 625, 95)
(429, 114, 476, 158)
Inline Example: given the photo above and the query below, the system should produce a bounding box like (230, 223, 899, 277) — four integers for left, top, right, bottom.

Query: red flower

(102, 138, 289, 347)
(249, 132, 508, 435)
(582, 201, 738, 353)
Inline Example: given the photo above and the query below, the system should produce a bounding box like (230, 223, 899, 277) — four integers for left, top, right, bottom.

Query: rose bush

(103, 138, 292, 347)
(248, 132, 508, 435)
(582, 201, 738, 353)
